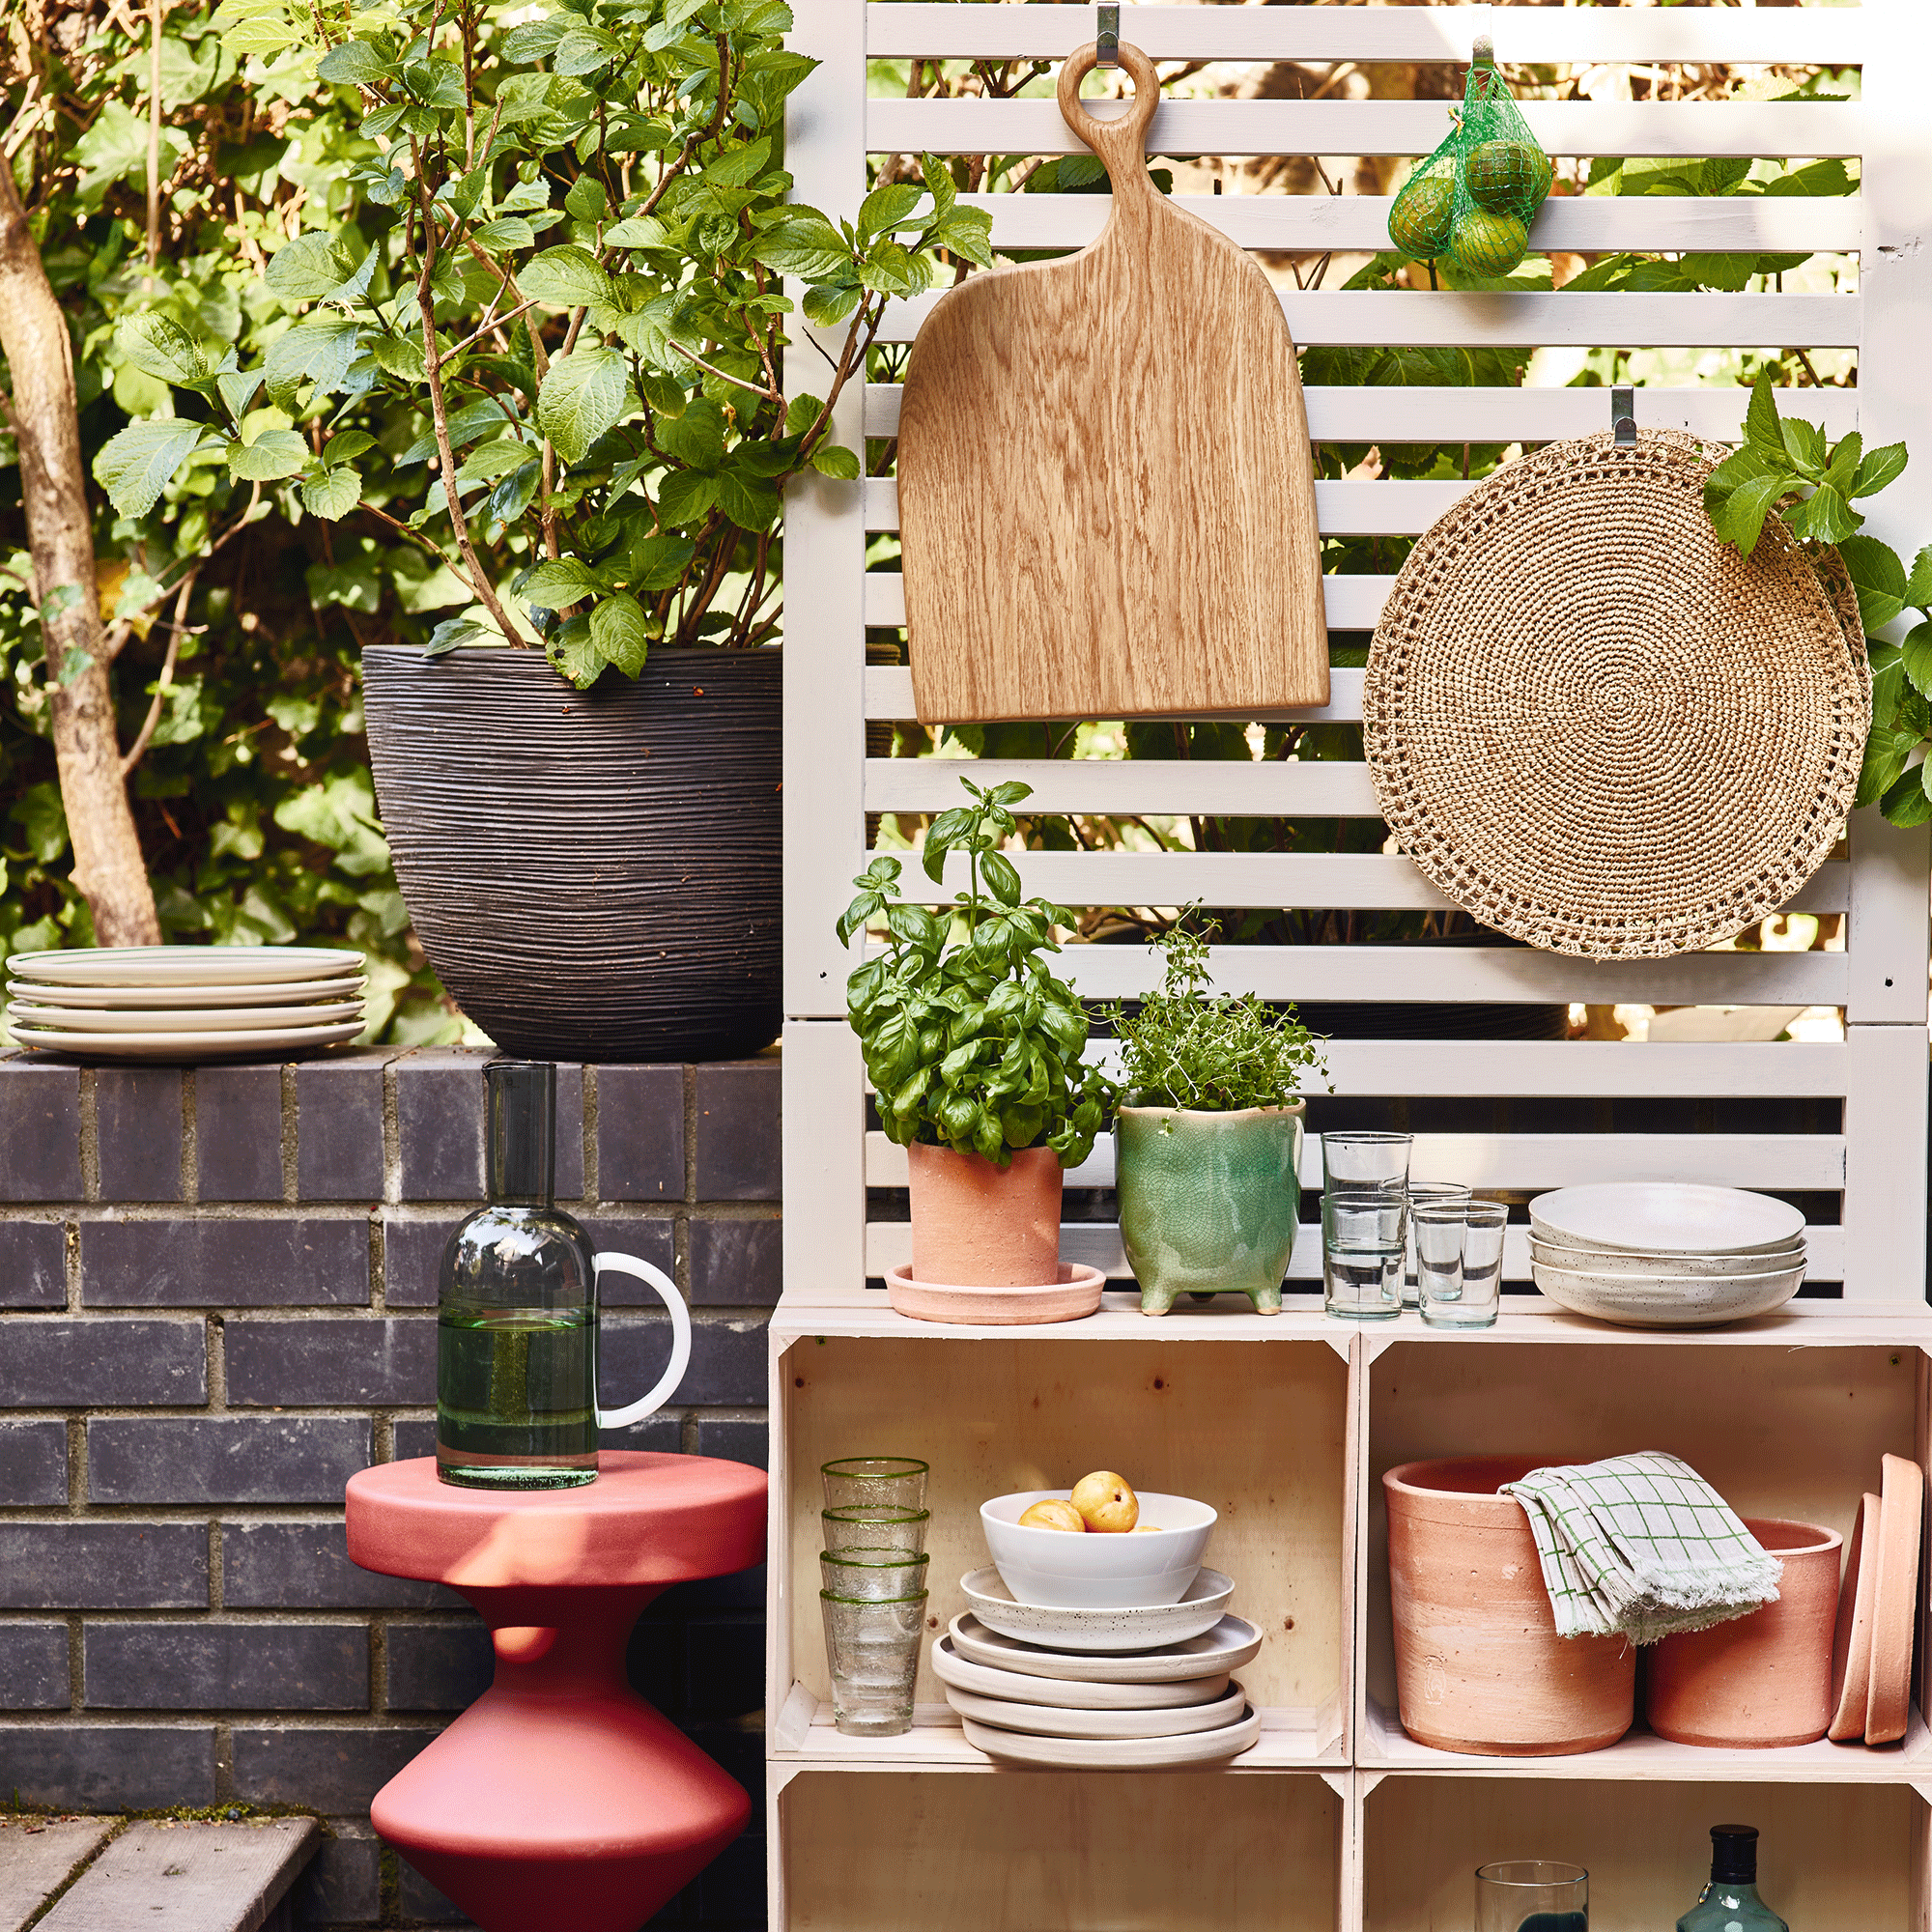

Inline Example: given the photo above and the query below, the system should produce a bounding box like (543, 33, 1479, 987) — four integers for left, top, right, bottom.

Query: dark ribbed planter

(362, 644, 781, 1063)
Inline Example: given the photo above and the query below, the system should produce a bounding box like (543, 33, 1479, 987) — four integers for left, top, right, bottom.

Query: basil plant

(838, 779, 1115, 1168)
(93, 0, 991, 687)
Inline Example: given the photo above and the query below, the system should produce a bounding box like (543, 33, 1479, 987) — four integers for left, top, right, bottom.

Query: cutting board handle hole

(1058, 41, 1160, 181)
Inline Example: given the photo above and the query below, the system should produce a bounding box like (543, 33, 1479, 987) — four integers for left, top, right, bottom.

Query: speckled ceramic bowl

(981, 1490, 1215, 1607)
(960, 1566, 1236, 1652)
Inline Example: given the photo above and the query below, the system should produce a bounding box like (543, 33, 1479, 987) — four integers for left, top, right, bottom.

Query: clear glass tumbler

(822, 1504, 930, 1555)
(1476, 1859, 1587, 1932)
(1404, 1180, 1471, 1308)
(1322, 1187, 1406, 1321)
(822, 1457, 929, 1512)
(1320, 1130, 1414, 1191)
(1457, 1201, 1509, 1328)
(821, 1589, 926, 1737)
(1414, 1199, 1467, 1322)
(819, 1549, 930, 1601)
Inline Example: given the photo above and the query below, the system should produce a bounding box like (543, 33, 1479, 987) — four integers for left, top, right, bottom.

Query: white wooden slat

(866, 383, 1861, 444)
(784, 1019, 867, 1297)
(997, 941, 1851, 1010)
(866, 4, 1870, 67)
(866, 663, 1370, 724)
(866, 754, 1383, 816)
(948, 193, 1863, 258)
(864, 572, 1389, 632)
(863, 1221, 1848, 1283)
(875, 289, 1859, 350)
(876, 845, 1854, 921)
(868, 99, 1862, 162)
(868, 477, 1478, 534)
(865, 1130, 1846, 1195)
(1847, 809, 1932, 1026)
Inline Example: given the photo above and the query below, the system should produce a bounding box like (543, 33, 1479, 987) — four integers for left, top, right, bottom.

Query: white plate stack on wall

(773, 3, 1932, 1926)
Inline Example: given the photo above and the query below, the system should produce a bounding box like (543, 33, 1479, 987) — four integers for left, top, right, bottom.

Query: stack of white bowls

(1528, 1182, 1806, 1328)
(7, 946, 367, 1063)
(935, 1491, 1264, 1767)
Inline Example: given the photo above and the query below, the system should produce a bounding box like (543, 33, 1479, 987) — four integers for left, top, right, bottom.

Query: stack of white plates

(7, 947, 367, 1063)
(1528, 1182, 1806, 1329)
(938, 1574, 1264, 1767)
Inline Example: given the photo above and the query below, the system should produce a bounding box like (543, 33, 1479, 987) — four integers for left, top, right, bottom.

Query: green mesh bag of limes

(1387, 40, 1552, 277)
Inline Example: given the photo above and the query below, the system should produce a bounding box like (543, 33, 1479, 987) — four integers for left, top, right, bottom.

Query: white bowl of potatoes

(980, 1471, 1216, 1609)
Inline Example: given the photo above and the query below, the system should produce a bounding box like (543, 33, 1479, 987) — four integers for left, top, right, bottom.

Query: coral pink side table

(346, 1452, 767, 1932)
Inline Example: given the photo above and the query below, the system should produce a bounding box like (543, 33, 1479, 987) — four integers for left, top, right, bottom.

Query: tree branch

(119, 563, 197, 778)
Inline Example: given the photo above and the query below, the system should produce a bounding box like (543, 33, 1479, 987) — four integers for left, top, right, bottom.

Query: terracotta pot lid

(1866, 1454, 1924, 1745)
(886, 1263, 1104, 1325)
(1828, 1491, 1880, 1741)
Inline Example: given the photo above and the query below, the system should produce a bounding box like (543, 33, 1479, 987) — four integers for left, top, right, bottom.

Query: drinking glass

(820, 1589, 926, 1737)
(1320, 1130, 1413, 1192)
(822, 1504, 929, 1555)
(1321, 1187, 1406, 1320)
(1459, 1202, 1509, 1326)
(819, 1549, 930, 1601)
(822, 1457, 929, 1512)
(1413, 1199, 1467, 1323)
(1476, 1860, 1587, 1932)
(1403, 1180, 1471, 1308)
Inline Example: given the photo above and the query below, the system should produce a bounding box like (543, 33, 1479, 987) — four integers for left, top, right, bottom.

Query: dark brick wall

(0, 1045, 776, 1931)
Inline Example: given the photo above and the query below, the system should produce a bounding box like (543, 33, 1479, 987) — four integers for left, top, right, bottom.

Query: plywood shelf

(1359, 1696, 1932, 1784)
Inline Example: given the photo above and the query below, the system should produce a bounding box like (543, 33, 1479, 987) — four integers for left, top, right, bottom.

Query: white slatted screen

(783, 1, 1932, 1305)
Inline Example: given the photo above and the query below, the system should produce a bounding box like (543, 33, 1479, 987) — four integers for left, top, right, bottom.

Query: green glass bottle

(1676, 1826, 1787, 1932)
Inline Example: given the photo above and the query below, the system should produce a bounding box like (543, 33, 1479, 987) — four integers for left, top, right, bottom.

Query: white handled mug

(592, 1253, 693, 1429)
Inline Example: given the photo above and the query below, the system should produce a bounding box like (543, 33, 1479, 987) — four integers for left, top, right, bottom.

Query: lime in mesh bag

(1387, 38, 1552, 277)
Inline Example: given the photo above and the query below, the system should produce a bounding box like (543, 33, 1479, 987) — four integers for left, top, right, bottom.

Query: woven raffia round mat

(1362, 429, 1871, 958)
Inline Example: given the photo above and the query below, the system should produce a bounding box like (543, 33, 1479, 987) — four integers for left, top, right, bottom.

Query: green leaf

(535, 348, 631, 465)
(316, 38, 389, 83)
(1903, 546, 1932, 612)
(1779, 413, 1828, 477)
(369, 331, 426, 381)
(455, 438, 539, 485)
(300, 467, 362, 520)
(1835, 533, 1909, 633)
(227, 427, 310, 482)
(115, 313, 213, 386)
(705, 138, 772, 190)
(1881, 763, 1932, 828)
(1703, 445, 1789, 558)
(520, 558, 603, 607)
(564, 176, 610, 225)
(656, 396, 726, 469)
(424, 615, 490, 657)
(588, 591, 652, 676)
(656, 469, 720, 526)
(603, 215, 668, 249)
(519, 244, 613, 309)
(324, 431, 376, 467)
(92, 418, 205, 518)
(809, 442, 860, 480)
(932, 206, 994, 269)
(801, 281, 862, 327)
(554, 26, 618, 74)
(264, 314, 360, 405)
(472, 216, 537, 252)
(501, 18, 567, 62)
(784, 393, 824, 438)
(1901, 621, 1932, 699)
(266, 231, 373, 305)
(11, 782, 69, 865)
(859, 184, 924, 235)
(752, 212, 849, 279)
(715, 468, 780, 531)
(1853, 441, 1909, 500)
(215, 370, 265, 423)
(1786, 482, 1861, 548)
(1743, 377, 1787, 461)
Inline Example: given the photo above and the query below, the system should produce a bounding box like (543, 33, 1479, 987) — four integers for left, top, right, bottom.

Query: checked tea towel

(1503, 1451, 1782, 1643)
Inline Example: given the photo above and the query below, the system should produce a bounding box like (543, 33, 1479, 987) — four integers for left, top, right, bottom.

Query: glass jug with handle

(436, 1059, 691, 1489)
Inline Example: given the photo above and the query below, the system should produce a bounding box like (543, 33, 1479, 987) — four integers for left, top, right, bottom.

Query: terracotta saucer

(885, 1263, 1104, 1325)
(1865, 1453, 1924, 1746)
(1827, 1492, 1879, 1742)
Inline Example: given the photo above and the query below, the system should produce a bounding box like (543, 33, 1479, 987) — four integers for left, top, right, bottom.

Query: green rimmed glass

(821, 1457, 928, 1512)
(819, 1549, 930, 1601)
(823, 1503, 930, 1555)
(820, 1588, 926, 1738)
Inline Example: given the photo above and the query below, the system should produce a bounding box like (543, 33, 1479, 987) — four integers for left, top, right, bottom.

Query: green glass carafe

(436, 1060, 690, 1489)
(1676, 1826, 1788, 1932)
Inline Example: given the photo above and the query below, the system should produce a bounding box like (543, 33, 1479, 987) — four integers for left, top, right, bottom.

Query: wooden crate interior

(782, 1335, 1347, 1715)
(781, 1770, 1341, 1931)
(1363, 1776, 1920, 1931)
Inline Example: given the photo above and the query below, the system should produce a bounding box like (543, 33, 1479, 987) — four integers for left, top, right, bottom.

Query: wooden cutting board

(897, 42, 1326, 724)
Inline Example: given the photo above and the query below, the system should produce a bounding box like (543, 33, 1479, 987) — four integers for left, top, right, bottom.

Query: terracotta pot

(906, 1143, 1063, 1288)
(1115, 1103, 1303, 1316)
(1646, 1517, 1842, 1748)
(1384, 1457, 1634, 1756)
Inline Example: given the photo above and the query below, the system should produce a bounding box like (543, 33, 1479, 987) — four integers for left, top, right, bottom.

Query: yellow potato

(1070, 1470, 1139, 1534)
(1019, 1498, 1086, 1532)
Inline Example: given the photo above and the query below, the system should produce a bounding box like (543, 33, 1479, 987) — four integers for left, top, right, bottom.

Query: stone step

(35, 1818, 320, 1932)
(0, 1817, 117, 1931)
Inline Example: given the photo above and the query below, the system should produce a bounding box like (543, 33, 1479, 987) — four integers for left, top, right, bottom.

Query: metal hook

(1613, 385, 1636, 447)
(1097, 4, 1119, 68)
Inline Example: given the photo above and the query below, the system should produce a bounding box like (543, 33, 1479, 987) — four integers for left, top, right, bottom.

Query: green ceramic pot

(1115, 1102, 1305, 1316)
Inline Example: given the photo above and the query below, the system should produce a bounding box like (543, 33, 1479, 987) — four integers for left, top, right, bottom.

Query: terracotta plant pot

(1384, 1457, 1635, 1756)
(906, 1143, 1064, 1288)
(1115, 1103, 1304, 1316)
(1646, 1517, 1842, 1748)
(362, 644, 780, 1063)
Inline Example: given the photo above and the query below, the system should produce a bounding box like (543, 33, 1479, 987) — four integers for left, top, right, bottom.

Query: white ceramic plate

(944, 1679, 1248, 1739)
(1529, 1182, 1804, 1256)
(9, 946, 363, 987)
(1531, 1258, 1804, 1329)
(1527, 1236, 1800, 1279)
(960, 1567, 1235, 1653)
(7, 976, 366, 1010)
(9, 1001, 365, 1035)
(931, 1634, 1232, 1710)
(9, 1020, 362, 1062)
(960, 1704, 1261, 1769)
(948, 1612, 1264, 1684)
